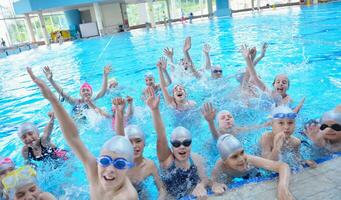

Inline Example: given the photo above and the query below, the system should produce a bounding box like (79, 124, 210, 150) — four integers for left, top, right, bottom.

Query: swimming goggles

(273, 113, 297, 119)
(212, 69, 223, 74)
(97, 155, 134, 170)
(171, 139, 192, 148)
(320, 123, 341, 131)
(2, 165, 36, 193)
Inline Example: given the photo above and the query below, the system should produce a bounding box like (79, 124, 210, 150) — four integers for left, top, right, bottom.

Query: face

(129, 138, 145, 159)
(14, 183, 40, 200)
(223, 149, 247, 172)
(97, 150, 127, 191)
(20, 131, 39, 146)
(320, 120, 341, 142)
(272, 118, 296, 137)
(80, 87, 92, 100)
(180, 59, 191, 70)
(145, 76, 155, 87)
(211, 67, 223, 79)
(273, 75, 289, 96)
(173, 85, 186, 102)
(109, 81, 118, 89)
(171, 138, 191, 162)
(218, 112, 235, 130)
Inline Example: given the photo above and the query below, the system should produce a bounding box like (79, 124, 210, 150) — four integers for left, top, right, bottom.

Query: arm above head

(253, 43, 267, 66)
(146, 86, 173, 165)
(247, 155, 293, 200)
(41, 111, 55, 146)
(201, 102, 220, 139)
(114, 97, 126, 136)
(157, 57, 175, 106)
(203, 43, 212, 70)
(241, 45, 267, 92)
(293, 97, 305, 113)
(28, 67, 96, 170)
(125, 96, 134, 119)
(43, 66, 78, 105)
(93, 65, 111, 100)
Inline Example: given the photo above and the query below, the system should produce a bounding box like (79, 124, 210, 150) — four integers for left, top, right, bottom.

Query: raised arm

(159, 55, 172, 86)
(163, 47, 174, 70)
(43, 66, 78, 105)
(41, 111, 55, 146)
(93, 65, 111, 100)
(146, 87, 173, 164)
(241, 45, 268, 92)
(183, 37, 194, 66)
(202, 44, 212, 70)
(157, 57, 174, 105)
(304, 122, 326, 147)
(247, 155, 293, 200)
(28, 67, 96, 170)
(236, 120, 271, 133)
(113, 97, 126, 136)
(293, 97, 305, 113)
(125, 96, 134, 119)
(253, 43, 267, 66)
(201, 103, 220, 139)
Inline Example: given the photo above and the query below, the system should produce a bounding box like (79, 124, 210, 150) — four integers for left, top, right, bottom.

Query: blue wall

(215, 0, 231, 17)
(64, 10, 81, 31)
(14, 0, 105, 14)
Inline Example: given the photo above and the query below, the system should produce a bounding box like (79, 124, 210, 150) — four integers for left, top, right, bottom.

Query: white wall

(100, 3, 123, 27)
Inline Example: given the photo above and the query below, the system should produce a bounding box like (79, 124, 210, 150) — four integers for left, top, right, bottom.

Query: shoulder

(260, 132, 273, 146)
(191, 153, 204, 164)
(38, 192, 57, 200)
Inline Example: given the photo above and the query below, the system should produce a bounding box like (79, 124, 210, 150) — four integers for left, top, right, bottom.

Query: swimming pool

(0, 2, 340, 199)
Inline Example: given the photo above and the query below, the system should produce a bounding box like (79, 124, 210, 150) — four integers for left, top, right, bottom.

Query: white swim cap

(217, 110, 231, 120)
(170, 126, 191, 141)
(144, 71, 154, 78)
(321, 110, 341, 124)
(102, 136, 134, 163)
(217, 134, 243, 160)
(125, 125, 145, 141)
(17, 123, 39, 138)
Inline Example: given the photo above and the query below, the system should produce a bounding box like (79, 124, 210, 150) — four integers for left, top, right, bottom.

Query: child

(304, 109, 341, 152)
(260, 106, 316, 167)
(2, 165, 56, 200)
(142, 69, 172, 101)
(146, 86, 208, 199)
(18, 112, 67, 163)
(211, 134, 294, 200)
(27, 67, 138, 200)
(0, 157, 15, 200)
(157, 57, 196, 111)
(114, 98, 165, 199)
(201, 102, 270, 139)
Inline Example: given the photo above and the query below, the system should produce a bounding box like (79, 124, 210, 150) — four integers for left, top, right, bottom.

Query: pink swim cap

(80, 82, 92, 93)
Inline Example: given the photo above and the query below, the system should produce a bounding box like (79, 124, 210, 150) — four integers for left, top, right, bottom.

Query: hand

(201, 102, 216, 122)
(112, 97, 126, 114)
(304, 160, 317, 168)
(303, 122, 320, 138)
(104, 65, 111, 75)
(191, 183, 207, 200)
(240, 44, 251, 60)
(261, 43, 268, 56)
(203, 43, 210, 54)
(27, 67, 55, 101)
(273, 132, 285, 152)
(183, 36, 191, 52)
(126, 96, 133, 104)
(278, 186, 294, 200)
(146, 86, 160, 110)
(42, 66, 53, 80)
(48, 111, 55, 120)
(156, 57, 167, 70)
(212, 182, 227, 195)
(163, 47, 174, 59)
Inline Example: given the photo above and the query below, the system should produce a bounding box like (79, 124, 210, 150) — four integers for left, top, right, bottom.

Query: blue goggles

(97, 155, 134, 170)
(273, 113, 297, 119)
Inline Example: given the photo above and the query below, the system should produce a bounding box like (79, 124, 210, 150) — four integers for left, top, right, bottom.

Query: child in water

(114, 97, 166, 199)
(18, 112, 67, 163)
(2, 165, 56, 200)
(0, 157, 15, 200)
(27, 67, 138, 200)
(201, 102, 270, 139)
(211, 134, 294, 200)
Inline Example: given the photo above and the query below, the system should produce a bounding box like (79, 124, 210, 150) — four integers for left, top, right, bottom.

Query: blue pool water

(0, 2, 341, 199)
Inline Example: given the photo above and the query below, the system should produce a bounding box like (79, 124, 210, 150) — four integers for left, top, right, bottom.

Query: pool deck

(209, 157, 341, 200)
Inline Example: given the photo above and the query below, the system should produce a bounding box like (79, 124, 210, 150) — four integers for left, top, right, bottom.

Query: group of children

(0, 36, 340, 200)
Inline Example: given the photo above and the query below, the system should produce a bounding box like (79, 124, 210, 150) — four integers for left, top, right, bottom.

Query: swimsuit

(27, 139, 67, 162)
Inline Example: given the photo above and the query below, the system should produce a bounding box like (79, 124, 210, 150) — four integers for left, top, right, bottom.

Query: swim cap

(321, 110, 341, 124)
(144, 71, 154, 78)
(271, 106, 296, 119)
(171, 126, 191, 141)
(80, 82, 92, 93)
(0, 157, 15, 172)
(101, 136, 134, 163)
(2, 165, 36, 198)
(125, 125, 145, 141)
(217, 134, 243, 160)
(217, 110, 232, 120)
(17, 122, 39, 138)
